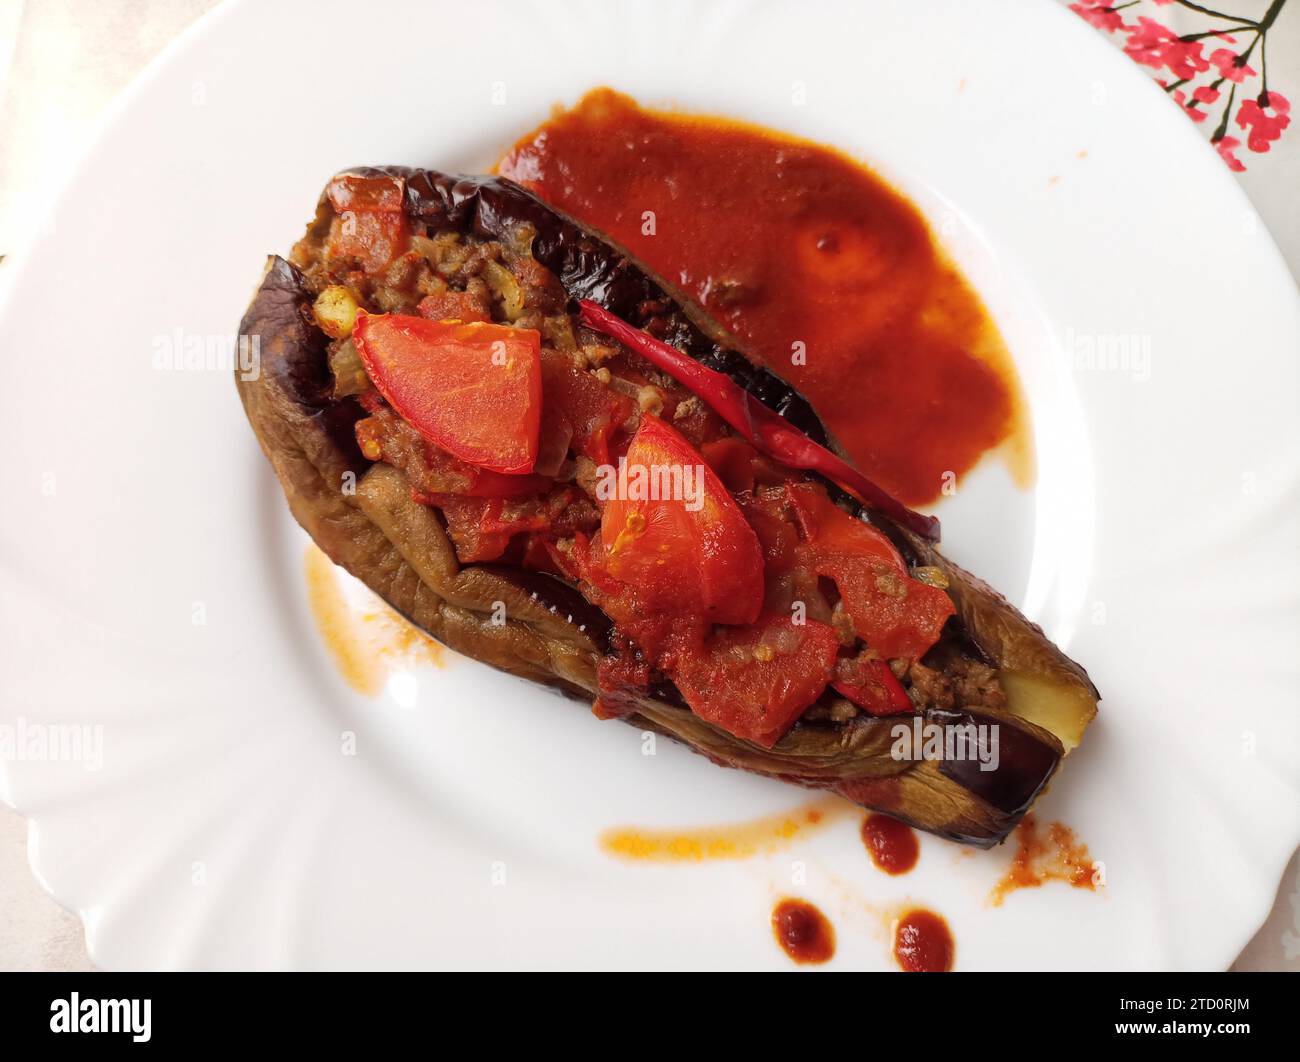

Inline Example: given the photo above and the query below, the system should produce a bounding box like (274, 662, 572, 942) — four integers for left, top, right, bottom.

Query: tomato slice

(599, 415, 763, 626)
(333, 213, 409, 274)
(326, 175, 410, 273)
(353, 314, 542, 475)
(672, 614, 840, 747)
(787, 481, 901, 568)
(788, 483, 953, 661)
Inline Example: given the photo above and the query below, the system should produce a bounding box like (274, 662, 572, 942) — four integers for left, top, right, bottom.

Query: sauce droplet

(991, 814, 1098, 906)
(861, 813, 919, 875)
(772, 899, 836, 965)
(892, 908, 954, 972)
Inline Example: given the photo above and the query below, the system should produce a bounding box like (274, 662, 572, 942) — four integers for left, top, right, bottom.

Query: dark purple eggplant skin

(929, 709, 1059, 817)
(237, 168, 1102, 848)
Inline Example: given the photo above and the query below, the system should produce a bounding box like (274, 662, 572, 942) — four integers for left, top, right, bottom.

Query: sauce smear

(303, 544, 445, 694)
(991, 813, 1098, 906)
(600, 798, 845, 862)
(861, 813, 919, 875)
(892, 908, 954, 972)
(500, 88, 1030, 505)
(772, 899, 836, 965)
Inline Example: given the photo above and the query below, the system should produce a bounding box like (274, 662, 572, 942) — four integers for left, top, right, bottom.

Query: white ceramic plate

(1, 0, 1297, 970)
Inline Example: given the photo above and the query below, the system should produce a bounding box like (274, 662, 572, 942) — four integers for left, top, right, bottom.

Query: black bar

(0, 971, 1288, 1047)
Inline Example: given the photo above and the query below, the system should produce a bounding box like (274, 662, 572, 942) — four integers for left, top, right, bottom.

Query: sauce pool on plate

(500, 88, 1031, 505)
(861, 813, 920, 875)
(892, 908, 954, 972)
(772, 899, 836, 965)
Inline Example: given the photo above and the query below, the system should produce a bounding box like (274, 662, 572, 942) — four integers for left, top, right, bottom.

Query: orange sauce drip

(990, 813, 1098, 906)
(303, 544, 444, 694)
(500, 88, 1031, 505)
(599, 797, 847, 862)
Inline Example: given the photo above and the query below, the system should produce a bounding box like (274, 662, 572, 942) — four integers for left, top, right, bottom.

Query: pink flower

(1151, 0, 1175, 5)
(1212, 135, 1246, 172)
(1236, 91, 1292, 153)
(1208, 48, 1256, 83)
(1124, 18, 1209, 80)
(1124, 17, 1176, 68)
(1172, 89, 1209, 123)
(1193, 85, 1220, 104)
(1165, 39, 1210, 80)
(1069, 2, 1125, 33)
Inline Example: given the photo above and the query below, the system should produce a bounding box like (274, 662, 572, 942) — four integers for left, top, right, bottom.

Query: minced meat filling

(289, 202, 1006, 722)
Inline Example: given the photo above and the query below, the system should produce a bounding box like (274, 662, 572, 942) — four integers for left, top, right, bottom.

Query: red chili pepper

(577, 301, 940, 542)
(833, 661, 915, 717)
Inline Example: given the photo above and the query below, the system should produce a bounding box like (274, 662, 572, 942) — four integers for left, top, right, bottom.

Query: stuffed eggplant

(236, 167, 1098, 847)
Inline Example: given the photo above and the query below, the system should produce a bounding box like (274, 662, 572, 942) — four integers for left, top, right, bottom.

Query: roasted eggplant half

(236, 168, 1098, 847)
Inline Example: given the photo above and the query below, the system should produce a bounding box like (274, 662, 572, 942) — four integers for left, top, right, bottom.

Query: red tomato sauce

(861, 813, 920, 875)
(892, 908, 954, 972)
(499, 88, 1030, 506)
(771, 899, 836, 965)
(990, 814, 1098, 906)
